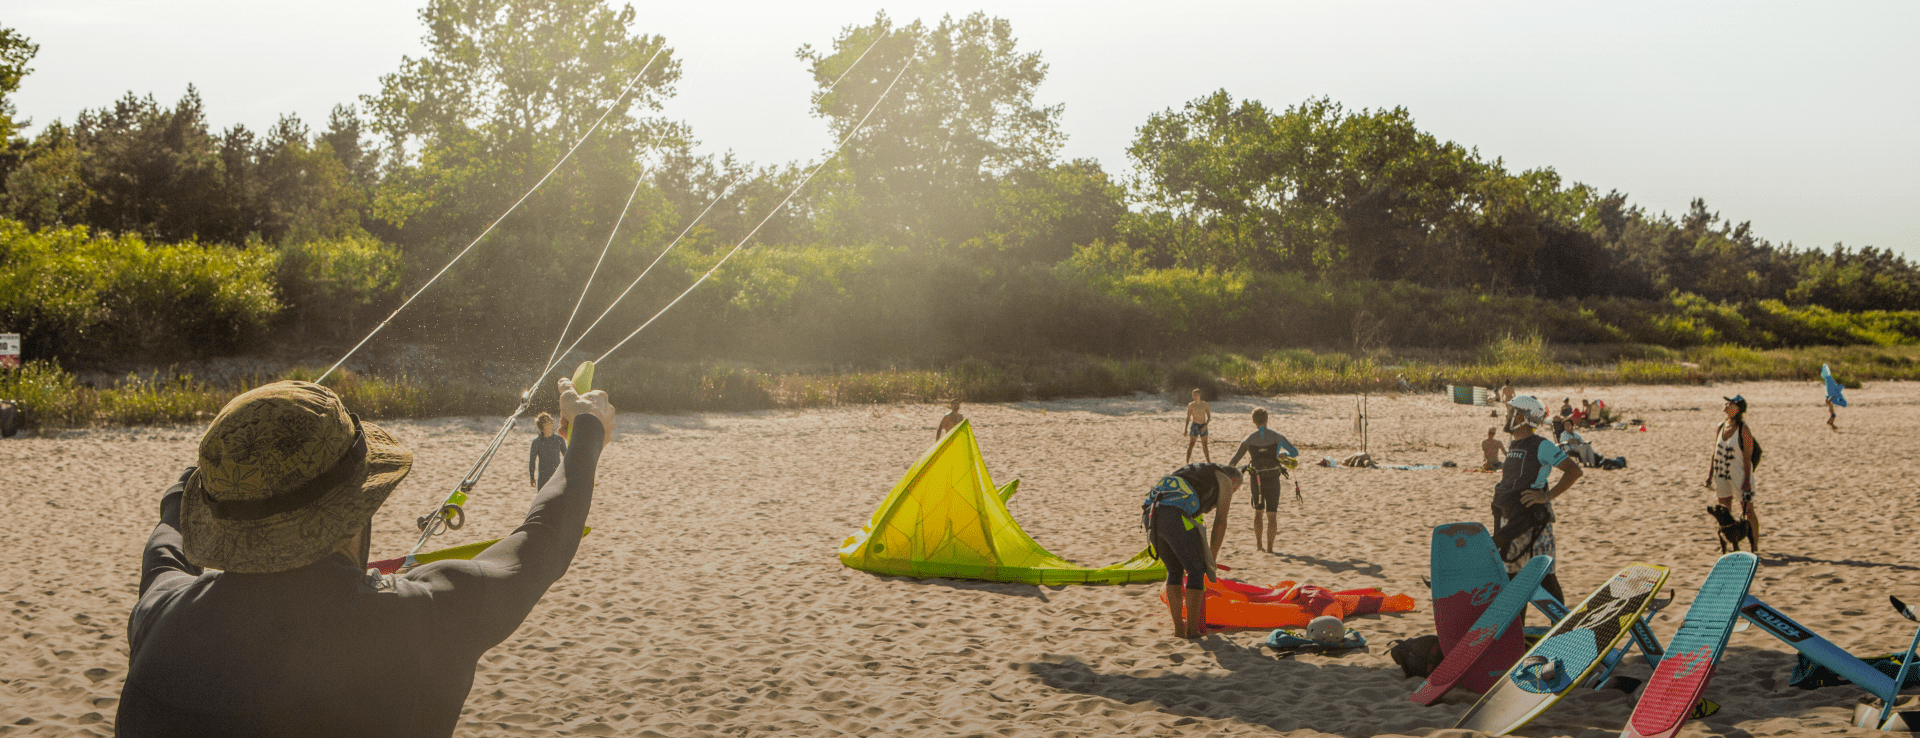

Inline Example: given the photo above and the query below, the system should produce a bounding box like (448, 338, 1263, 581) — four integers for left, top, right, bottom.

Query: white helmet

(1509, 395, 1548, 429)
(1306, 615, 1345, 644)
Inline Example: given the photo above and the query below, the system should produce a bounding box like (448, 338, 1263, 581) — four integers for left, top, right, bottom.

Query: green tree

(364, 0, 683, 349)
(800, 12, 1063, 248)
(985, 158, 1124, 263)
(0, 25, 37, 143)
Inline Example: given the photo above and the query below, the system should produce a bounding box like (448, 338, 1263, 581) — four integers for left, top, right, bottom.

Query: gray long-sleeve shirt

(117, 415, 605, 737)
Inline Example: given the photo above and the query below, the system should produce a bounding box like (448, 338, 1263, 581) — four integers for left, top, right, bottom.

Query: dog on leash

(1707, 504, 1753, 553)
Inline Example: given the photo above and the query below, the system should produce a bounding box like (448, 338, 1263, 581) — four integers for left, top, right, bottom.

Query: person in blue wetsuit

(1228, 408, 1298, 553)
(1141, 463, 1241, 638)
(1492, 395, 1583, 603)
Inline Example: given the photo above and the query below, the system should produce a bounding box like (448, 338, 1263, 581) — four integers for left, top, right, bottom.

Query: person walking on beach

(1704, 395, 1761, 552)
(1492, 396, 1583, 602)
(937, 400, 965, 438)
(1141, 462, 1241, 638)
(529, 412, 567, 489)
(1481, 427, 1505, 470)
(119, 377, 614, 737)
(1825, 396, 1838, 432)
(1228, 408, 1298, 553)
(1184, 389, 1212, 462)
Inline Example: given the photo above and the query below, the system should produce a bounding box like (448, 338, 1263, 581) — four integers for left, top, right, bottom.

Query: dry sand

(1, 380, 1915, 737)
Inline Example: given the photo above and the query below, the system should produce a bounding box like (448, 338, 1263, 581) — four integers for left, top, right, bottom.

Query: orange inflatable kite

(1159, 578, 1418, 629)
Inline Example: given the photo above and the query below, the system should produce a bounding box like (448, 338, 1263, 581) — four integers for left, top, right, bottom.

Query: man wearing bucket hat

(118, 377, 612, 737)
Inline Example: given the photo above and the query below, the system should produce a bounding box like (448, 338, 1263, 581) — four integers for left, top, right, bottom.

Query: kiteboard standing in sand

(1227, 408, 1298, 553)
(1491, 395, 1583, 602)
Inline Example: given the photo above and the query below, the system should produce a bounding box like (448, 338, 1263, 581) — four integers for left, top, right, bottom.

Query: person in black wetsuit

(119, 377, 613, 737)
(1227, 408, 1299, 553)
(529, 411, 567, 489)
(1492, 395, 1582, 603)
(1141, 462, 1241, 638)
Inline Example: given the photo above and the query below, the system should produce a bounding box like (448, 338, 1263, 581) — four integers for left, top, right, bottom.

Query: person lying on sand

(1141, 462, 1241, 638)
(1184, 389, 1212, 463)
(1227, 408, 1298, 553)
(1492, 395, 1582, 603)
(937, 400, 965, 438)
(119, 377, 613, 737)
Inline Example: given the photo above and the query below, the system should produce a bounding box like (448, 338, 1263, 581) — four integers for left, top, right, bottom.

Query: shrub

(0, 219, 280, 363)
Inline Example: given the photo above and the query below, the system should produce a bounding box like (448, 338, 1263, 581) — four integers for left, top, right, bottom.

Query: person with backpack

(1491, 396, 1583, 603)
(1141, 463, 1242, 638)
(1704, 395, 1762, 552)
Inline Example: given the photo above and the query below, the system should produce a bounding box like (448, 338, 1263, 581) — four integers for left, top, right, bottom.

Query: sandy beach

(1, 379, 1914, 737)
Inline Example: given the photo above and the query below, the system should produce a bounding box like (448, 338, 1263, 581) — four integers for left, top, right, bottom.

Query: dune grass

(2, 341, 1911, 430)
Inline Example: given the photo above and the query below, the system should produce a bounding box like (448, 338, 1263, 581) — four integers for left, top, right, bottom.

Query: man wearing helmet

(1491, 395, 1583, 601)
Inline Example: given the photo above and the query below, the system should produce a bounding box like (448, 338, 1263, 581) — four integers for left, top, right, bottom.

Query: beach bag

(1599, 456, 1627, 470)
(1388, 635, 1446, 678)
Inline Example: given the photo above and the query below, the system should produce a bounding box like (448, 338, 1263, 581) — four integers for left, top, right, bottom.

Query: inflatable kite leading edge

(838, 420, 1164, 585)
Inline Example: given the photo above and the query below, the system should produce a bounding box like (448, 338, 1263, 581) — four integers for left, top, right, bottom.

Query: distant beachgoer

(1185, 389, 1212, 463)
(1228, 408, 1299, 553)
(1493, 395, 1583, 602)
(1571, 400, 1590, 428)
(119, 377, 614, 736)
(1141, 462, 1242, 638)
(1704, 395, 1761, 552)
(937, 400, 965, 439)
(1481, 427, 1505, 470)
(530, 412, 567, 489)
(1499, 379, 1516, 406)
(1825, 396, 1838, 432)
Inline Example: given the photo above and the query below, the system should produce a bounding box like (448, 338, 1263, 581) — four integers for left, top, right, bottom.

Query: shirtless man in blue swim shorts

(1184, 389, 1211, 463)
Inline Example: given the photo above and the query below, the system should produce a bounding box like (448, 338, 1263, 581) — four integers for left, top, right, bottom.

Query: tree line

(0, 2, 1915, 370)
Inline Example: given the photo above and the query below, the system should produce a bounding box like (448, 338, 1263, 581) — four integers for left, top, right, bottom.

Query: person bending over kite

(1141, 463, 1241, 638)
(119, 377, 613, 737)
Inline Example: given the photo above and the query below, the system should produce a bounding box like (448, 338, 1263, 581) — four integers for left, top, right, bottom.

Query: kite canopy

(838, 420, 1164, 584)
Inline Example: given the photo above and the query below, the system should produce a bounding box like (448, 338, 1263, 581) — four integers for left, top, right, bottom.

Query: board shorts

(1493, 499, 1554, 575)
(1711, 475, 1754, 504)
(1148, 506, 1210, 589)
(1188, 422, 1208, 437)
(1249, 471, 1282, 512)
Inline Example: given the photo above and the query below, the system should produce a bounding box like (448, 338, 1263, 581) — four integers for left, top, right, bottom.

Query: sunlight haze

(4, 0, 1914, 256)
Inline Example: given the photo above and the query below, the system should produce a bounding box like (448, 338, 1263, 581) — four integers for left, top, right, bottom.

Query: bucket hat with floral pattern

(181, 380, 412, 573)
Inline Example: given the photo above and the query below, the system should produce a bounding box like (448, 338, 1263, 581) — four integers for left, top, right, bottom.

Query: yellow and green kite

(838, 420, 1162, 585)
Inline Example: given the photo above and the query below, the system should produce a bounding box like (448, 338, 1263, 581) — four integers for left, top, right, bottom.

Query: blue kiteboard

(1413, 555, 1554, 704)
(1823, 363, 1849, 407)
(1620, 552, 1759, 738)
(1457, 563, 1670, 735)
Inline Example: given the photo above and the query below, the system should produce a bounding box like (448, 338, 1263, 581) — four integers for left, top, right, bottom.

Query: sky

(4, 0, 1915, 258)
